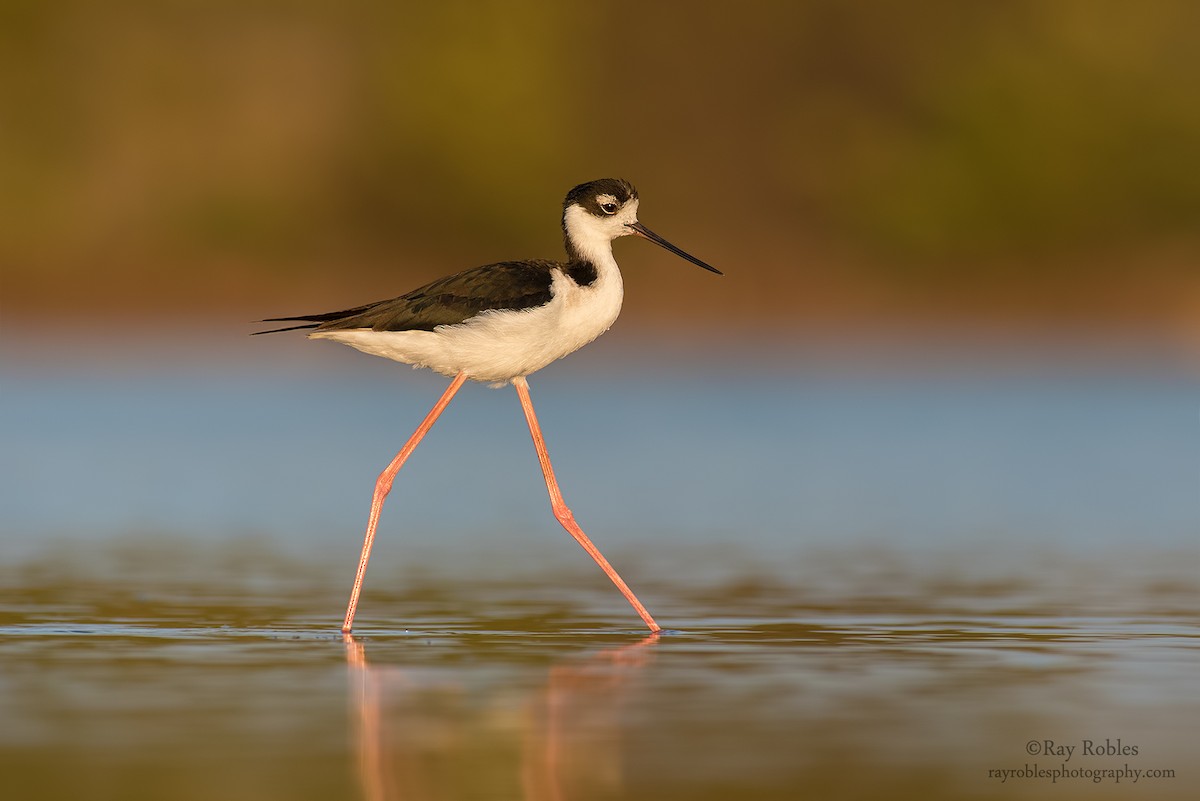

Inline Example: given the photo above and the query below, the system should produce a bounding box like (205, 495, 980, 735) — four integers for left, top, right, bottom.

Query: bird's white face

(561, 192, 641, 268)
(563, 192, 641, 253)
(591, 192, 642, 236)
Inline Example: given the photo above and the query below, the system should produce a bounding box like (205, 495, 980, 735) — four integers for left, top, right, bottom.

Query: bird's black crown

(564, 178, 638, 218)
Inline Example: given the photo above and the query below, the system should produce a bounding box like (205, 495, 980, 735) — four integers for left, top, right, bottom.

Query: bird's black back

(254, 260, 563, 335)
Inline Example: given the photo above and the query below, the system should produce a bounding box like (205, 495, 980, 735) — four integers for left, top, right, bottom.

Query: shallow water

(2, 550, 1196, 801)
(1, 334, 1197, 799)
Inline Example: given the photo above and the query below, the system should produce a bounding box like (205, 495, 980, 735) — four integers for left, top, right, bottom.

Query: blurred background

(2, 4, 1198, 801)
(2, 0, 1198, 337)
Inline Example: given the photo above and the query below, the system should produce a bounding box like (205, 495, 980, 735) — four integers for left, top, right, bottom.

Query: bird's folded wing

(256, 261, 558, 334)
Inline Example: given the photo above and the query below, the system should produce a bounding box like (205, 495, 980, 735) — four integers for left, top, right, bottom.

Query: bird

(256, 178, 722, 634)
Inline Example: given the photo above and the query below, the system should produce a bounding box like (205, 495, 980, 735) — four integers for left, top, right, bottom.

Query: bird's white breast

(311, 263, 624, 384)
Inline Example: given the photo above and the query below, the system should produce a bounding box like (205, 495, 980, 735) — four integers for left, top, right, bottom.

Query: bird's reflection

(345, 632, 659, 801)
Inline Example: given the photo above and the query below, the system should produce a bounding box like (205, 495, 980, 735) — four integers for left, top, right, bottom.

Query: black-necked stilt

(257, 178, 721, 633)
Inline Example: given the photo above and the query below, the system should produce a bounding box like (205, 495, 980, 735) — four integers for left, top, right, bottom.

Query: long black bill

(626, 221, 723, 275)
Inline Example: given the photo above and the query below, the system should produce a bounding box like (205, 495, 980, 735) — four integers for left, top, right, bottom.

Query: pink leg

(512, 376, 661, 633)
(342, 372, 468, 633)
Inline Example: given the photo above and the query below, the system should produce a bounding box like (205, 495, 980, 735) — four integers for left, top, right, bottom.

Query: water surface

(1, 333, 1197, 799)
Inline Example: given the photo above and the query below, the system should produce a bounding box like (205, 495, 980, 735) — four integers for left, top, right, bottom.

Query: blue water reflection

(2, 333, 1196, 564)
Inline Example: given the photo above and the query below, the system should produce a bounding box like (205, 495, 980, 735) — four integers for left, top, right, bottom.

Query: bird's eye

(600, 202, 618, 215)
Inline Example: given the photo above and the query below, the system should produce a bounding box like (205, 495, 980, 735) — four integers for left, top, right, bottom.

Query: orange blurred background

(2, 1, 1198, 343)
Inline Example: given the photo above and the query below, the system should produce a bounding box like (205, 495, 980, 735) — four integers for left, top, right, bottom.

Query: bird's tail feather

(250, 321, 321, 335)
(252, 301, 385, 335)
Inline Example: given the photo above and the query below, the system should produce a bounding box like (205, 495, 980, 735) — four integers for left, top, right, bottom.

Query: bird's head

(561, 178, 722, 275)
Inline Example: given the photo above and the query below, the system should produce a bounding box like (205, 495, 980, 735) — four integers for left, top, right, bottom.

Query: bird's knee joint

(372, 477, 395, 503)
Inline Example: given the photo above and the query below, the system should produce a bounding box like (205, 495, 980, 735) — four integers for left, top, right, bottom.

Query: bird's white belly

(311, 268, 624, 383)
